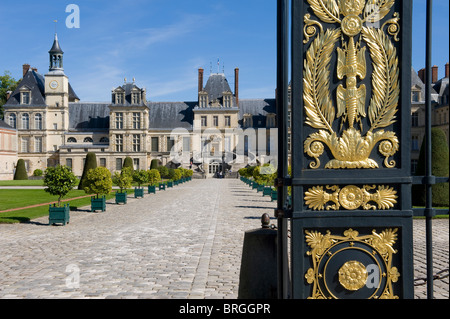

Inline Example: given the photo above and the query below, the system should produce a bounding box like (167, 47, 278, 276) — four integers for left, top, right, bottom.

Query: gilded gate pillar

(290, 0, 414, 299)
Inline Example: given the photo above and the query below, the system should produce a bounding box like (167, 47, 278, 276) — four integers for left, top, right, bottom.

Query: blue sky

(0, 0, 448, 102)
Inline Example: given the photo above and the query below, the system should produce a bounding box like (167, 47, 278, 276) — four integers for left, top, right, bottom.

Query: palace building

(3, 34, 277, 178)
(2, 34, 448, 179)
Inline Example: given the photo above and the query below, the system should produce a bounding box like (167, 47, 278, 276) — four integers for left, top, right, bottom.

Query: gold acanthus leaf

(304, 28, 341, 133)
(362, 26, 400, 133)
(307, 0, 341, 24)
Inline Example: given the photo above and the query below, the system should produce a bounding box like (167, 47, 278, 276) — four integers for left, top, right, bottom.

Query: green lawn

(0, 188, 132, 224)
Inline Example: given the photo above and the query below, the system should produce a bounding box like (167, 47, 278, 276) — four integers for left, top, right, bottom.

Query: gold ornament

(338, 261, 368, 291)
(303, 0, 400, 169)
(304, 184, 398, 211)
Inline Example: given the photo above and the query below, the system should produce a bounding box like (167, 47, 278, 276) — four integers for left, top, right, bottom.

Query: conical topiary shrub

(13, 159, 28, 180)
(412, 127, 449, 207)
(78, 152, 97, 190)
(123, 156, 134, 170)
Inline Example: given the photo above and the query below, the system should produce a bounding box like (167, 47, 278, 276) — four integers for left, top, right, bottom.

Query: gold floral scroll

(303, 0, 401, 169)
(304, 184, 398, 211)
(304, 228, 400, 299)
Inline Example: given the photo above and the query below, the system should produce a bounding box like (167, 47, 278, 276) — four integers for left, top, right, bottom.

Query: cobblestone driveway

(0, 179, 448, 299)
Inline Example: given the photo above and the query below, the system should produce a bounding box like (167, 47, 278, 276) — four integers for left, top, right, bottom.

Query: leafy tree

(123, 157, 134, 170)
(172, 168, 182, 181)
(132, 169, 149, 188)
(0, 71, 19, 120)
(413, 127, 449, 207)
(43, 165, 77, 207)
(147, 169, 161, 186)
(83, 167, 113, 198)
(33, 169, 43, 177)
(78, 152, 97, 190)
(156, 166, 169, 179)
(13, 159, 28, 180)
(112, 167, 133, 193)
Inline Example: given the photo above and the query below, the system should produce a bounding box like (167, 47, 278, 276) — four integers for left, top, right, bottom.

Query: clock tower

(44, 33, 70, 151)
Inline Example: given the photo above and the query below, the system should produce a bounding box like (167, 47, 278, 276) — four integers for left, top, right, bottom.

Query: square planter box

(148, 185, 156, 194)
(271, 190, 278, 202)
(167, 181, 173, 188)
(263, 187, 272, 197)
(135, 187, 144, 198)
(116, 191, 127, 205)
(257, 184, 264, 192)
(49, 204, 70, 226)
(159, 183, 166, 191)
(91, 196, 106, 212)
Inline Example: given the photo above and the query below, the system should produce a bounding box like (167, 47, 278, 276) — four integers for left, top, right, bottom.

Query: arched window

(35, 113, 42, 130)
(83, 137, 94, 143)
(100, 137, 110, 143)
(67, 137, 77, 143)
(22, 113, 30, 130)
(9, 114, 16, 128)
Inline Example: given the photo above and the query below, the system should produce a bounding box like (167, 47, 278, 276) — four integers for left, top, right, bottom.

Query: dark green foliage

(78, 152, 97, 190)
(412, 128, 449, 207)
(13, 159, 28, 180)
(123, 157, 134, 170)
(33, 169, 43, 177)
(156, 166, 169, 179)
(150, 159, 159, 170)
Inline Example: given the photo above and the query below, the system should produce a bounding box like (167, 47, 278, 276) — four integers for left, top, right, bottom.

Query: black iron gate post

(287, 0, 415, 299)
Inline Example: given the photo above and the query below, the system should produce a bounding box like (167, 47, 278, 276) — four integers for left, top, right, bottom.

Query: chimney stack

(432, 65, 438, 83)
(234, 68, 239, 107)
(418, 68, 425, 84)
(23, 64, 30, 77)
(198, 68, 204, 93)
(445, 63, 449, 78)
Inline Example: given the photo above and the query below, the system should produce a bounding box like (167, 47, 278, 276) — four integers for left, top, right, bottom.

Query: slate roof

(68, 102, 110, 131)
(203, 73, 237, 106)
(4, 69, 46, 107)
(0, 119, 16, 130)
(239, 98, 277, 128)
(148, 102, 195, 130)
(4, 69, 80, 106)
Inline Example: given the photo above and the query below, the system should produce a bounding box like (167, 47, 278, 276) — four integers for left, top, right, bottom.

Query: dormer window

(19, 87, 31, 105)
(223, 92, 232, 108)
(115, 92, 125, 104)
(132, 92, 140, 105)
(267, 114, 276, 128)
(199, 92, 208, 108)
(243, 114, 253, 128)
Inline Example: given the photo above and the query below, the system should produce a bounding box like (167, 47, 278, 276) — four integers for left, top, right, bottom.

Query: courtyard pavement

(0, 179, 448, 299)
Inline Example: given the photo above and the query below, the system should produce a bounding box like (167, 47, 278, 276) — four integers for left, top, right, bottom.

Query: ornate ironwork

(304, 184, 398, 211)
(302, 0, 401, 170)
(304, 228, 400, 299)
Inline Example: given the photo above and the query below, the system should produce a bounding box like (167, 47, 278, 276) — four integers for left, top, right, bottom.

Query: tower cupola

(49, 33, 64, 72)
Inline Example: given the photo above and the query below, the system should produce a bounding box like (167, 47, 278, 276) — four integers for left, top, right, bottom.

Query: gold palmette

(303, 0, 400, 170)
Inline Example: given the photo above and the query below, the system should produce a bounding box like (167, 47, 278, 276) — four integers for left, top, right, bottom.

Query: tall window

(213, 116, 219, 127)
(116, 93, 124, 105)
(132, 93, 140, 105)
(411, 135, 419, 151)
(225, 116, 231, 127)
(151, 137, 159, 152)
(201, 116, 207, 127)
(133, 158, 140, 170)
(115, 112, 124, 129)
(167, 136, 175, 152)
(116, 134, 123, 152)
(21, 138, 29, 153)
(183, 137, 190, 152)
(9, 114, 16, 128)
(66, 158, 73, 169)
(223, 94, 232, 107)
(133, 112, 141, 129)
(133, 134, 141, 152)
(22, 113, 30, 130)
(21, 92, 30, 105)
(35, 137, 42, 153)
(100, 158, 106, 167)
(35, 114, 42, 130)
(412, 112, 419, 127)
(116, 158, 122, 170)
